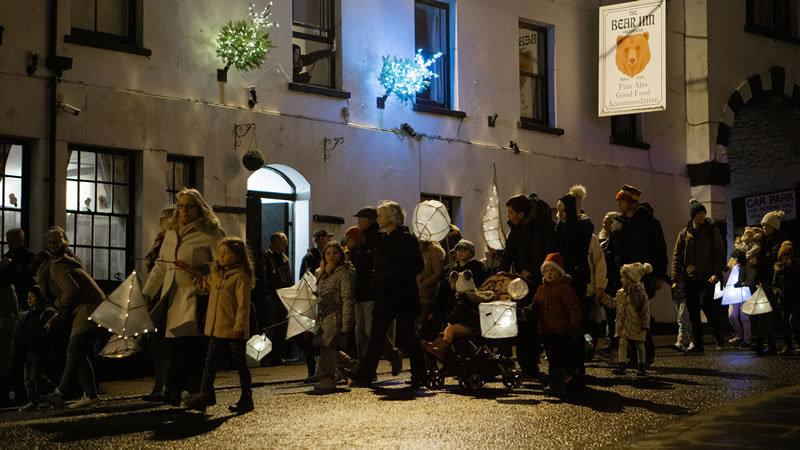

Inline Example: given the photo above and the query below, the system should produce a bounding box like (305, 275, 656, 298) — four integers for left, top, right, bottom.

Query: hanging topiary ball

(242, 149, 265, 171)
(216, 2, 278, 72)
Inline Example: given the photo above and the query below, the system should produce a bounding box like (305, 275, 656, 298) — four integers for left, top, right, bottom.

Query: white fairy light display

(378, 50, 442, 104)
(246, 334, 272, 361)
(89, 271, 155, 358)
(412, 200, 451, 242)
(482, 164, 506, 251)
(277, 272, 320, 339)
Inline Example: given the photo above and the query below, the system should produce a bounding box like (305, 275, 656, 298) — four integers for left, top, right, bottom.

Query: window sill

(65, 34, 152, 57)
(518, 121, 564, 136)
(412, 103, 466, 119)
(609, 137, 650, 150)
(288, 83, 351, 99)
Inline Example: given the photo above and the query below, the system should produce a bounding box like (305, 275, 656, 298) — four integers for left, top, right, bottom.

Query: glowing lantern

(482, 166, 506, 250)
(713, 281, 724, 300)
(99, 335, 143, 359)
(479, 301, 518, 339)
(246, 334, 272, 361)
(277, 272, 319, 339)
(412, 200, 451, 242)
(721, 266, 750, 306)
(507, 278, 529, 300)
(90, 271, 154, 344)
(741, 286, 772, 315)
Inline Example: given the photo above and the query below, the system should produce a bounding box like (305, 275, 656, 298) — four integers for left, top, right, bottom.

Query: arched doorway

(246, 164, 310, 278)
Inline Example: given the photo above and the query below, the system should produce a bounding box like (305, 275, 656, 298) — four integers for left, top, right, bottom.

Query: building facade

(0, 0, 797, 320)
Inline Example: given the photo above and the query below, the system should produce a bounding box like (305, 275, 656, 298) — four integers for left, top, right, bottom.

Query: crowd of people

(0, 183, 797, 413)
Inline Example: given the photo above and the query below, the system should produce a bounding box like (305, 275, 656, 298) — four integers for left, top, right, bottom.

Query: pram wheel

(427, 369, 445, 390)
(503, 369, 522, 388)
(461, 373, 484, 390)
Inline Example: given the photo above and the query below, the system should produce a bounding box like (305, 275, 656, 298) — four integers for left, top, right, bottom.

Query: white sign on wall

(745, 190, 797, 226)
(598, 0, 666, 117)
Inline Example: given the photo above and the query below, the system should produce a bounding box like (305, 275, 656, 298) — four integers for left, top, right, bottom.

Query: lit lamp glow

(479, 301, 518, 339)
(378, 50, 442, 104)
(277, 272, 320, 339)
(412, 200, 451, 242)
(216, 2, 278, 72)
(246, 334, 272, 361)
(90, 271, 154, 358)
(741, 285, 773, 315)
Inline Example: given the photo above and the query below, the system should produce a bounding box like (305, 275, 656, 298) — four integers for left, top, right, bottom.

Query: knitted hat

(761, 210, 786, 230)
(454, 239, 475, 257)
(344, 226, 364, 243)
(615, 184, 642, 202)
(689, 198, 706, 219)
(621, 262, 653, 283)
(540, 252, 566, 277)
(353, 206, 378, 221)
(778, 241, 794, 259)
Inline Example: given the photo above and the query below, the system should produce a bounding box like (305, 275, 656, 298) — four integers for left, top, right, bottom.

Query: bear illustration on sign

(615, 32, 650, 78)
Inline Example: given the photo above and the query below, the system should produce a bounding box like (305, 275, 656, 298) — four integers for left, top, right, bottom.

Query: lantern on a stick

(479, 301, 518, 339)
(412, 200, 451, 242)
(482, 162, 506, 250)
(246, 334, 272, 361)
(277, 272, 319, 339)
(741, 285, 772, 315)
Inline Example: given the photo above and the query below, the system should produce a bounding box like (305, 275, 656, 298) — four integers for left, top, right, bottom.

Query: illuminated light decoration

(90, 271, 155, 358)
(246, 334, 273, 361)
(216, 2, 278, 72)
(741, 285, 772, 315)
(507, 278, 529, 300)
(277, 270, 320, 339)
(482, 163, 506, 251)
(412, 200, 451, 242)
(719, 265, 751, 305)
(479, 301, 519, 339)
(378, 49, 442, 104)
(99, 335, 143, 359)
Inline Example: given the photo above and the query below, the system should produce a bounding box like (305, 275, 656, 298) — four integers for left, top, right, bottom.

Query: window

(66, 148, 134, 285)
(610, 114, 649, 149)
(746, 0, 800, 41)
(420, 193, 459, 225)
(66, 0, 150, 56)
(0, 143, 25, 256)
(415, 0, 451, 109)
(519, 22, 548, 127)
(166, 156, 196, 205)
(292, 0, 337, 88)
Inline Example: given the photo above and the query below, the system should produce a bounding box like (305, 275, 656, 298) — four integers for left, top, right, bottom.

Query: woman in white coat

(143, 188, 224, 406)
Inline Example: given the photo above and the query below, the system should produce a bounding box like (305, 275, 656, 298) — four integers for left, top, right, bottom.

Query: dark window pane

(415, 1, 449, 106)
(114, 155, 128, 183)
(71, 0, 95, 30)
(110, 216, 126, 248)
(114, 185, 129, 214)
(75, 214, 93, 246)
(97, 0, 129, 36)
(93, 248, 109, 280)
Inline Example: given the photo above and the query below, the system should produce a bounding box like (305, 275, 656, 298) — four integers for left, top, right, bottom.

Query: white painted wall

(0, 0, 694, 321)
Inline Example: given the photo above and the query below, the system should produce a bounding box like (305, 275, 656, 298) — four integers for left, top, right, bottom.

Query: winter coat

(299, 247, 322, 279)
(314, 262, 355, 347)
(598, 283, 650, 341)
(554, 195, 595, 296)
(608, 203, 668, 299)
(373, 226, 424, 317)
(143, 222, 224, 338)
(195, 265, 252, 339)
(14, 305, 56, 356)
(0, 283, 18, 376)
(2, 246, 36, 311)
(600, 234, 621, 296)
(417, 242, 446, 305)
(530, 274, 582, 336)
(38, 251, 104, 338)
(671, 218, 726, 284)
(351, 245, 375, 303)
(438, 260, 486, 321)
(586, 234, 608, 297)
(772, 259, 800, 311)
(757, 229, 784, 288)
(500, 205, 555, 286)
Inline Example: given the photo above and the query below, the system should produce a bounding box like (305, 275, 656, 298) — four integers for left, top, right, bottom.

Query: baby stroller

(424, 272, 527, 390)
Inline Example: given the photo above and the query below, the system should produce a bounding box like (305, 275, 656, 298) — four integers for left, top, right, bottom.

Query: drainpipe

(47, 0, 57, 226)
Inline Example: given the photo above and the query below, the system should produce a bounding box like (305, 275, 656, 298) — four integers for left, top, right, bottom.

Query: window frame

(166, 155, 197, 206)
(64, 0, 152, 57)
(610, 114, 650, 149)
(0, 140, 29, 256)
(518, 21, 549, 128)
(292, 0, 338, 89)
(414, 0, 452, 110)
(745, 0, 800, 43)
(65, 146, 135, 291)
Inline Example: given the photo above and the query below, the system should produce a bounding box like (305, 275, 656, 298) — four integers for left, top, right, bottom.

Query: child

(183, 237, 255, 413)
(422, 269, 493, 360)
(773, 241, 800, 355)
(14, 286, 56, 411)
(435, 239, 487, 335)
(529, 253, 582, 394)
(733, 227, 763, 288)
(598, 262, 652, 377)
(726, 236, 751, 350)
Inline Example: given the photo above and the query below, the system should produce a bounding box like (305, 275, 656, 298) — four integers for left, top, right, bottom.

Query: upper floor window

(0, 142, 25, 255)
(415, 0, 452, 109)
(66, 148, 134, 288)
(292, 0, 338, 88)
(67, 0, 150, 56)
(746, 0, 800, 41)
(610, 114, 650, 149)
(166, 156, 196, 205)
(519, 21, 549, 127)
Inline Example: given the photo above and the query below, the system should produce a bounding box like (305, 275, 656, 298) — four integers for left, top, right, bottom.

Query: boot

(611, 362, 626, 375)
(778, 345, 794, 356)
(636, 362, 647, 378)
(228, 392, 254, 414)
(314, 376, 337, 391)
(184, 392, 210, 412)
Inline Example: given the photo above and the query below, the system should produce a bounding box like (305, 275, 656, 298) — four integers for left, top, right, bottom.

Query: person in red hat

(528, 253, 582, 395)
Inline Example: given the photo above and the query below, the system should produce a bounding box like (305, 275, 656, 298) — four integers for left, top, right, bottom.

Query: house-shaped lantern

(246, 333, 272, 361)
(479, 301, 518, 339)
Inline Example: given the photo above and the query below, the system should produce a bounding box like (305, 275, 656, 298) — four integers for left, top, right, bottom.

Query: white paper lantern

(99, 335, 143, 359)
(720, 265, 749, 305)
(479, 301, 518, 339)
(90, 271, 154, 338)
(713, 281, 724, 300)
(741, 286, 772, 315)
(246, 334, 273, 361)
(482, 181, 506, 250)
(277, 276, 319, 339)
(412, 200, 451, 242)
(507, 278, 529, 300)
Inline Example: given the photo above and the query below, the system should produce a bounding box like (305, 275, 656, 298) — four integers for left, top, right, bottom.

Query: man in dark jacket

(261, 232, 294, 366)
(349, 201, 425, 388)
(299, 229, 331, 278)
(499, 194, 554, 379)
(671, 199, 726, 354)
(1, 228, 36, 312)
(608, 184, 668, 365)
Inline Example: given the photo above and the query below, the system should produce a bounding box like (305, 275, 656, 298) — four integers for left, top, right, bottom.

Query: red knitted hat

(540, 252, 566, 277)
(344, 226, 364, 243)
